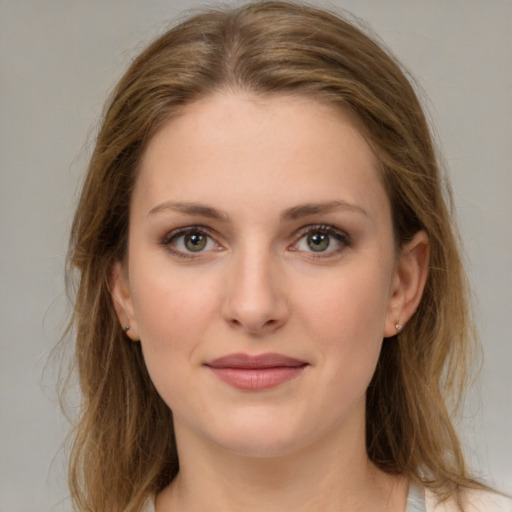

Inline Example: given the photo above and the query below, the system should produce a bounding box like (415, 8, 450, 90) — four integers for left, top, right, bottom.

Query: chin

(204, 413, 320, 459)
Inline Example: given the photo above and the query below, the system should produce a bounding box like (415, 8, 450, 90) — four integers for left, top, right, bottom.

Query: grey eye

(184, 232, 207, 252)
(307, 233, 330, 252)
(165, 228, 217, 255)
(292, 225, 350, 256)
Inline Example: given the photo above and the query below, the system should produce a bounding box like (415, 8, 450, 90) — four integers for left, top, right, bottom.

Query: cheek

(296, 262, 392, 374)
(299, 261, 391, 334)
(129, 261, 220, 353)
(129, 266, 221, 409)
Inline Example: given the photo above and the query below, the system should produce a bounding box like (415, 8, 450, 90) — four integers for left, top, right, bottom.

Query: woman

(65, 2, 510, 511)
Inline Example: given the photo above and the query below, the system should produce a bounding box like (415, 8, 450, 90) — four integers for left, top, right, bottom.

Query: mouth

(204, 353, 309, 391)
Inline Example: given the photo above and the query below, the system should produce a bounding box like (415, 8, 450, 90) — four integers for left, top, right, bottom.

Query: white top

(140, 484, 512, 511)
(424, 487, 512, 512)
(140, 487, 426, 512)
(407, 482, 426, 511)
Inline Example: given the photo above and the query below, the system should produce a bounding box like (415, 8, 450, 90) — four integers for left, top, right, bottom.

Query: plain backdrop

(1, 1, 511, 510)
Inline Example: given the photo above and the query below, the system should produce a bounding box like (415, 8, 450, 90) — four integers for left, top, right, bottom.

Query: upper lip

(205, 353, 308, 369)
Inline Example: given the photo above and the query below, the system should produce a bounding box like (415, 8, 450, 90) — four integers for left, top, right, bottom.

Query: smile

(205, 353, 309, 391)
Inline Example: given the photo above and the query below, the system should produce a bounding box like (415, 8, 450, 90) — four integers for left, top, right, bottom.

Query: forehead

(134, 92, 388, 221)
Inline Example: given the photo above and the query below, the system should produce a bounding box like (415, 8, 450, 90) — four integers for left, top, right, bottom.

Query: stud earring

(124, 325, 131, 333)
(395, 322, 403, 332)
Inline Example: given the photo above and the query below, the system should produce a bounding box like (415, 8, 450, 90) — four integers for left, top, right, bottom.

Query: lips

(205, 353, 308, 391)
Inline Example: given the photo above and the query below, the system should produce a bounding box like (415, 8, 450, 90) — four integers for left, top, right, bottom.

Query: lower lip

(208, 366, 307, 391)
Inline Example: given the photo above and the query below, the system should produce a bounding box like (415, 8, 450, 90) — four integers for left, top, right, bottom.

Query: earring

(124, 325, 131, 333)
(395, 322, 403, 332)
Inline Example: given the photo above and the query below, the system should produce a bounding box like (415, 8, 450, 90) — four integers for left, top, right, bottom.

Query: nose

(221, 246, 289, 336)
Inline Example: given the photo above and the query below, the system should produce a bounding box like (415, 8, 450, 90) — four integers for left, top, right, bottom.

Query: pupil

(185, 233, 206, 251)
(308, 233, 329, 252)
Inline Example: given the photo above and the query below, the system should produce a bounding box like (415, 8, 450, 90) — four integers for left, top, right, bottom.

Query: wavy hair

(64, 2, 482, 510)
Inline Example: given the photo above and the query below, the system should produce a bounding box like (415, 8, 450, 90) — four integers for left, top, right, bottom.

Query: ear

(110, 260, 139, 341)
(383, 231, 430, 338)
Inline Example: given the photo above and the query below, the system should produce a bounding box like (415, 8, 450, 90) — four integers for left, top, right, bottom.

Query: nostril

(221, 276, 289, 335)
(226, 315, 282, 335)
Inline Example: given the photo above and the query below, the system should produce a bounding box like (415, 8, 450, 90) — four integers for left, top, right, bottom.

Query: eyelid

(289, 224, 351, 256)
(161, 225, 223, 257)
(162, 225, 209, 244)
(159, 223, 351, 259)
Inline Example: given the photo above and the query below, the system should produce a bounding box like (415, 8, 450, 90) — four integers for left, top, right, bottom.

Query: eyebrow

(147, 200, 366, 221)
(147, 201, 229, 220)
(282, 200, 367, 220)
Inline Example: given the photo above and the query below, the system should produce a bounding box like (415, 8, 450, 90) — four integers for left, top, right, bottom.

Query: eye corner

(160, 225, 224, 259)
(290, 224, 352, 258)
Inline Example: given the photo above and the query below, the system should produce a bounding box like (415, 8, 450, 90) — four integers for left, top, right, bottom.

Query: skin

(111, 92, 429, 511)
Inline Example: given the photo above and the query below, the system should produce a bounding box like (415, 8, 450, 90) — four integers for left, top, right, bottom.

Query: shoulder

(425, 487, 512, 512)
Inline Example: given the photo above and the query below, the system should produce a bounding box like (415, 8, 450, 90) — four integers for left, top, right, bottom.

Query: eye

(305, 232, 330, 252)
(292, 225, 350, 256)
(163, 227, 219, 256)
(182, 232, 208, 252)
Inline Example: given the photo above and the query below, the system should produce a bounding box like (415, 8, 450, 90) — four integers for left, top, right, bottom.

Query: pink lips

(205, 353, 308, 391)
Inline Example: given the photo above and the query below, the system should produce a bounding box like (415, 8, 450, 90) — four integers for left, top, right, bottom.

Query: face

(112, 93, 427, 459)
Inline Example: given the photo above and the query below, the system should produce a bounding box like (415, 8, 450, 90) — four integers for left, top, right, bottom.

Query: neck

(156, 417, 408, 512)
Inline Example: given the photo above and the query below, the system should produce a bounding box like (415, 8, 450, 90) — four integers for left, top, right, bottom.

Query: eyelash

(161, 224, 351, 259)
(161, 226, 220, 259)
(291, 224, 352, 258)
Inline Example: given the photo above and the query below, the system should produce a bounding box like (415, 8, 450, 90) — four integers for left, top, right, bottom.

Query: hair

(65, 2, 483, 511)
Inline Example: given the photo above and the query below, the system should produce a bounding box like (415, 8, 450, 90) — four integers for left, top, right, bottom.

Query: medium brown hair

(65, 2, 481, 510)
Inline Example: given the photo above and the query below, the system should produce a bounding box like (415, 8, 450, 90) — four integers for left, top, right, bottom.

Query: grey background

(1, 1, 511, 510)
